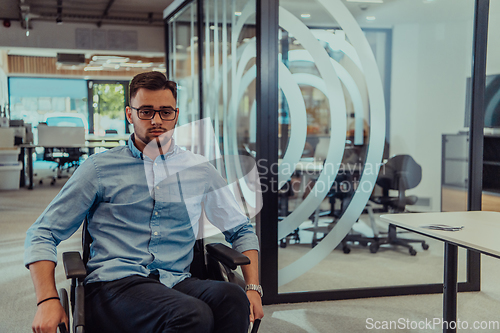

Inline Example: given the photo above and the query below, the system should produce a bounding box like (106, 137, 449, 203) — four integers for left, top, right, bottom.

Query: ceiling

(0, 0, 174, 27)
(0, 0, 475, 61)
(0, 0, 474, 29)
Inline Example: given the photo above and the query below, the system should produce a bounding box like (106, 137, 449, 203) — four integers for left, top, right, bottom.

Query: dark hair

(129, 71, 177, 101)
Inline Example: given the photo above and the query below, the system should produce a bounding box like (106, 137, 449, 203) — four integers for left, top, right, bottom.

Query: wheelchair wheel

(58, 288, 70, 332)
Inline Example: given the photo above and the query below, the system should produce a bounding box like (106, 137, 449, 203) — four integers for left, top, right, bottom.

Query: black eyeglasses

(130, 106, 178, 121)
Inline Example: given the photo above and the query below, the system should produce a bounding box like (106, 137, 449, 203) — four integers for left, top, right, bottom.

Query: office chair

(278, 177, 301, 248)
(57, 218, 261, 333)
(43, 147, 83, 183)
(368, 155, 429, 256)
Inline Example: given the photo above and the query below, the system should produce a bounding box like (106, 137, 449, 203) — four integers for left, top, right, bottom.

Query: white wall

(0, 51, 8, 111)
(390, 19, 474, 211)
(0, 21, 164, 56)
(487, 0, 500, 75)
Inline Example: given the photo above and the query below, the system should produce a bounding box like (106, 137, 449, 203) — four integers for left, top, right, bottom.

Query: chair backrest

(376, 155, 422, 192)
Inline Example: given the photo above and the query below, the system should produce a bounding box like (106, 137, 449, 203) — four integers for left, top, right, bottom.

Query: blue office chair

(57, 218, 260, 333)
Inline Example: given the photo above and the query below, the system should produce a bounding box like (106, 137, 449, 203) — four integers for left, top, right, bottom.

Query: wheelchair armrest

(62, 252, 87, 280)
(205, 243, 250, 270)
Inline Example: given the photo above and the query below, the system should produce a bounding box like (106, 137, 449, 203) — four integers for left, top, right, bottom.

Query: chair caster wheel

(279, 239, 287, 248)
(409, 248, 417, 256)
(39, 180, 43, 185)
(342, 246, 351, 254)
(422, 243, 429, 250)
(369, 243, 379, 253)
(51, 179, 56, 185)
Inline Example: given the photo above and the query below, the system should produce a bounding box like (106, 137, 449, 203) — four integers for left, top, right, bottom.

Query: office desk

(293, 160, 324, 173)
(381, 211, 500, 333)
(19, 142, 121, 190)
(86, 134, 129, 143)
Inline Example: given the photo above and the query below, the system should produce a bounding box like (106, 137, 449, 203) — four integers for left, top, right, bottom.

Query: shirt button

(155, 163, 157, 166)
(156, 186, 160, 190)
(155, 212, 158, 216)
(154, 231, 158, 236)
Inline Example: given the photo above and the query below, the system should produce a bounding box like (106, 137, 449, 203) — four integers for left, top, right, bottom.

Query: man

(25, 71, 264, 333)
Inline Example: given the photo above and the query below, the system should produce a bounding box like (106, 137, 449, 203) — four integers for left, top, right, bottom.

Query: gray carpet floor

(2, 179, 500, 332)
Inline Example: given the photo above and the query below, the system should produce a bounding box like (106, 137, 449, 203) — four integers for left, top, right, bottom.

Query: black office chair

(43, 147, 83, 184)
(368, 155, 429, 255)
(57, 219, 261, 333)
(278, 177, 301, 248)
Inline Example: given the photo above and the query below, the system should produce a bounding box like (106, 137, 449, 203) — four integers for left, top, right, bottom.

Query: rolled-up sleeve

(222, 221, 259, 254)
(203, 163, 259, 253)
(24, 157, 100, 268)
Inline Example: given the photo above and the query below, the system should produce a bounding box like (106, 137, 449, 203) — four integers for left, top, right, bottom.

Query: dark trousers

(85, 275, 250, 333)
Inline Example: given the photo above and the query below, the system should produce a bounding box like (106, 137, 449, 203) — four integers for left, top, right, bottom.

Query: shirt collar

(128, 133, 177, 160)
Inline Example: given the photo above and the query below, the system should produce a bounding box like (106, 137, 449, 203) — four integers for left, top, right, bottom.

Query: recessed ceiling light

(235, 12, 242, 16)
(301, 14, 311, 19)
(366, 16, 376, 21)
(347, 0, 383, 3)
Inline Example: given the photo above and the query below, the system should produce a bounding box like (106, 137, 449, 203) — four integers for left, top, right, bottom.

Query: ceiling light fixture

(300, 14, 311, 19)
(84, 66, 103, 71)
(92, 55, 129, 62)
(235, 12, 242, 16)
(346, 0, 383, 3)
(121, 62, 154, 68)
(366, 16, 376, 21)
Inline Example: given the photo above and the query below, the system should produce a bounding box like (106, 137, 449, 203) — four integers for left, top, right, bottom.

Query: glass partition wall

(165, 0, 490, 304)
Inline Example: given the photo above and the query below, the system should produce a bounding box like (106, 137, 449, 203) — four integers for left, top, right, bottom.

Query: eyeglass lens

(137, 108, 176, 120)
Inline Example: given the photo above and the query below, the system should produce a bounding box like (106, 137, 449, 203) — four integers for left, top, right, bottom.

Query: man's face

(126, 88, 178, 152)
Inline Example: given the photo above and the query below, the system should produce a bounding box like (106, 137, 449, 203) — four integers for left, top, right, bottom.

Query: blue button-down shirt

(24, 136, 259, 287)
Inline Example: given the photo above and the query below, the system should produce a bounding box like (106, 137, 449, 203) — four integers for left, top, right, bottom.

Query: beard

(143, 129, 174, 156)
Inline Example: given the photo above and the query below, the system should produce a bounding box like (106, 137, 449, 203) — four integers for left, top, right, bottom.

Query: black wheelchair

(57, 219, 261, 333)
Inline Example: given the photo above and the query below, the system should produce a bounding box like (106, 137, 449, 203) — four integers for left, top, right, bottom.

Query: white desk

(86, 134, 129, 143)
(293, 160, 324, 173)
(381, 211, 500, 333)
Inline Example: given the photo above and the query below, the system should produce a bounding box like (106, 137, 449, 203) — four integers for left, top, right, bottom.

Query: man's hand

(32, 299, 68, 333)
(246, 290, 264, 323)
(29, 261, 68, 333)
